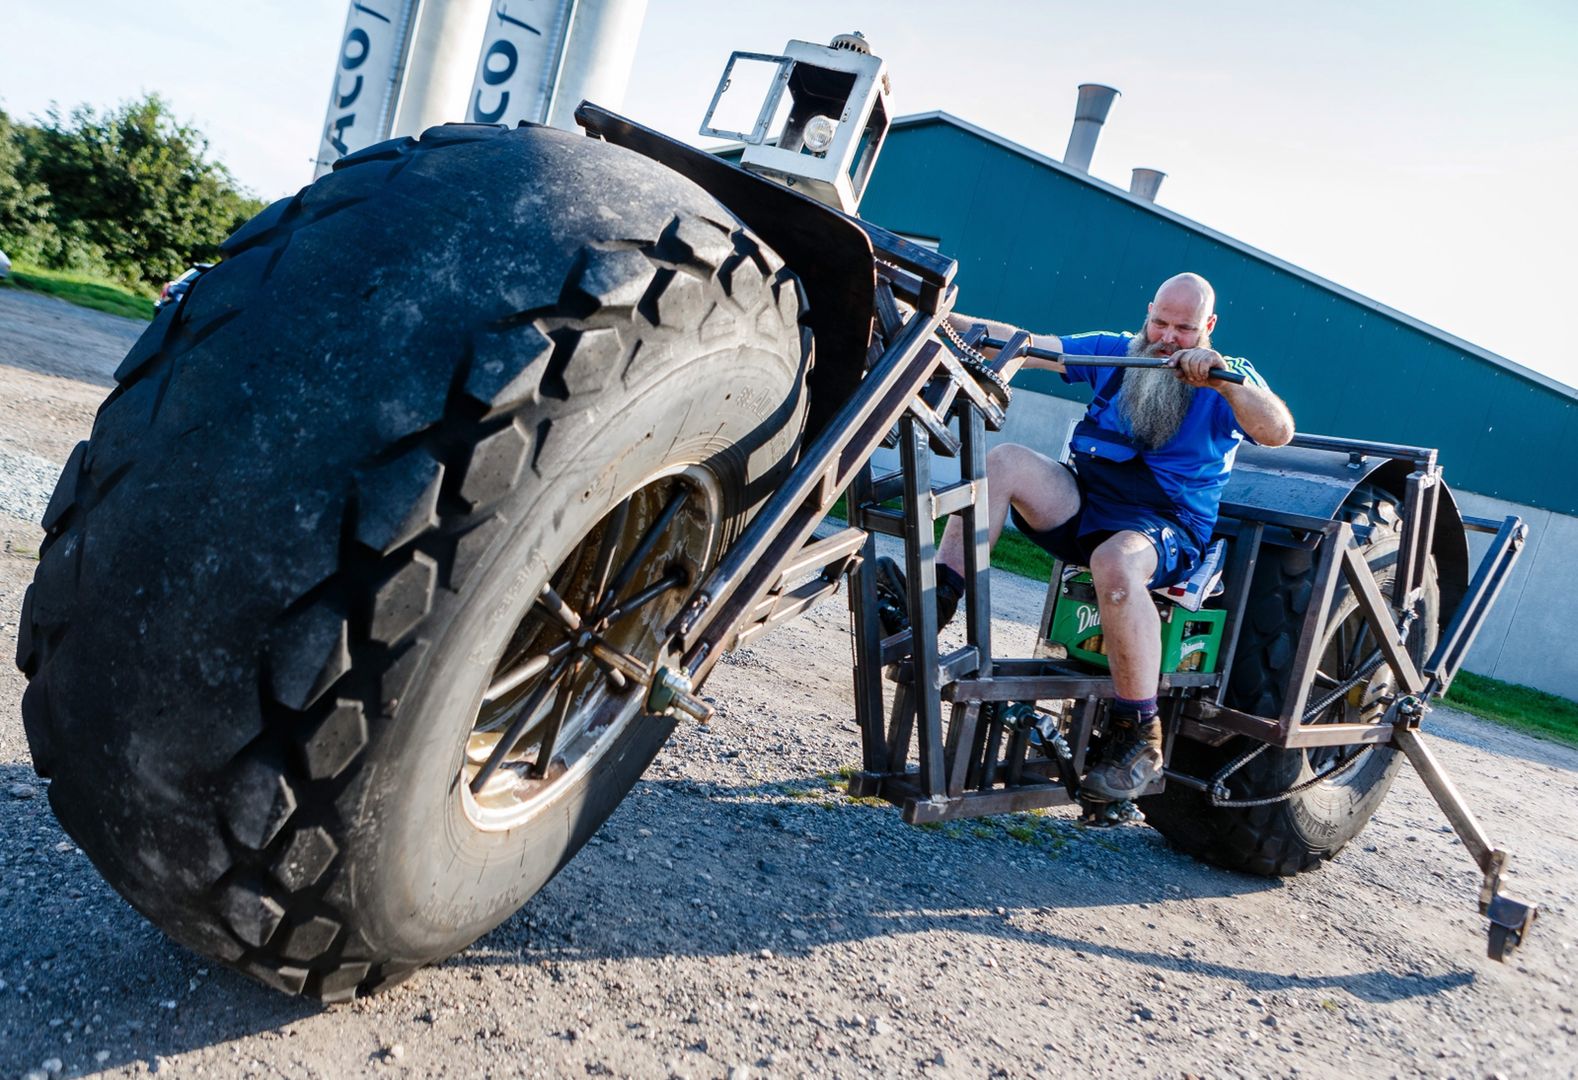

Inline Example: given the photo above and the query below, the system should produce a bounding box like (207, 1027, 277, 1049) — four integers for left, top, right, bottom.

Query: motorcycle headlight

(802, 114, 838, 154)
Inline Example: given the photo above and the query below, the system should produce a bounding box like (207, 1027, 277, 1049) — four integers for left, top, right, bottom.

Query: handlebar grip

(1074, 363, 1246, 386)
(979, 334, 1249, 384)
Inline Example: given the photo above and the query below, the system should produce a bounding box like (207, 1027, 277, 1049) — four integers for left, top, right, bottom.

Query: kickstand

(1392, 723, 1538, 961)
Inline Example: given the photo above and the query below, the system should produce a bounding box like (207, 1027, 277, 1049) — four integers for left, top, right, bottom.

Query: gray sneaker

(1081, 717, 1164, 802)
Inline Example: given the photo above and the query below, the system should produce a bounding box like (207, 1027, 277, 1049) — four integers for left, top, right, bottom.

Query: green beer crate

(1046, 568, 1226, 674)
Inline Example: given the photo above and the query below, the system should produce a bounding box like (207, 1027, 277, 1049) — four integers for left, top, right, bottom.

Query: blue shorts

(1010, 456, 1202, 589)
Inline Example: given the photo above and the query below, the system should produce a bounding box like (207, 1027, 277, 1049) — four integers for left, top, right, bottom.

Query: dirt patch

(0, 294, 1573, 1079)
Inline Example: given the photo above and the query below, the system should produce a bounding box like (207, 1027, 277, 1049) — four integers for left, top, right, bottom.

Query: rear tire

(16, 123, 810, 999)
(1140, 484, 1438, 875)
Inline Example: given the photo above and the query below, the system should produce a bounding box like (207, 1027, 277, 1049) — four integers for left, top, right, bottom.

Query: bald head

(1142, 272, 1218, 357)
(1154, 272, 1215, 319)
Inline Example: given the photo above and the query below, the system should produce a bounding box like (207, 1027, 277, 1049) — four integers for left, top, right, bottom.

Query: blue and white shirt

(1059, 331, 1268, 547)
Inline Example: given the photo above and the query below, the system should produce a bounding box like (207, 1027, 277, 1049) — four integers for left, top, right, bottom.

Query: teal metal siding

(857, 120, 1578, 514)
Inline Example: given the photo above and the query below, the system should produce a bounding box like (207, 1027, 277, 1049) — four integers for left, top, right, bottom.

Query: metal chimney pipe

(1063, 83, 1119, 173)
(1130, 167, 1166, 201)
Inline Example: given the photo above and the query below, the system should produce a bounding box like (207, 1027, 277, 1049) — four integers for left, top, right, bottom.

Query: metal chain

(937, 320, 1013, 407)
(1207, 740, 1375, 808)
(1205, 520, 1425, 809)
(1301, 649, 1385, 722)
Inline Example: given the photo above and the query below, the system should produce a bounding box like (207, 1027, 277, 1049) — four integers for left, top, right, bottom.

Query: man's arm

(945, 312, 1066, 373)
(1171, 347, 1295, 447)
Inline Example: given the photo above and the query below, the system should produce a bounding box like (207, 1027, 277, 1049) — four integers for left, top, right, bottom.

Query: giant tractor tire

(15, 123, 811, 1000)
(1140, 484, 1438, 875)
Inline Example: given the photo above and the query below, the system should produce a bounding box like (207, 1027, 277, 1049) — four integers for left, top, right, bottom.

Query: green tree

(0, 107, 53, 260)
(25, 94, 263, 289)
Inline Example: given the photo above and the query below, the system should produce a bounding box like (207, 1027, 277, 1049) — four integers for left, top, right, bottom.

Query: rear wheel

(1141, 485, 1438, 875)
(17, 122, 810, 999)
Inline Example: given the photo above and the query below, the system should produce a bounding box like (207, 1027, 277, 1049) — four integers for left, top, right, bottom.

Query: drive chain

(937, 320, 1013, 408)
(1206, 740, 1375, 808)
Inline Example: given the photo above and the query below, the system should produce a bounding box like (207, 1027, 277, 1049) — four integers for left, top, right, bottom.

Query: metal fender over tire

(15, 123, 810, 1000)
(1140, 485, 1439, 876)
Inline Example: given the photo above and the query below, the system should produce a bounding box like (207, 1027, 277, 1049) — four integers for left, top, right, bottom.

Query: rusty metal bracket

(1392, 725, 1538, 960)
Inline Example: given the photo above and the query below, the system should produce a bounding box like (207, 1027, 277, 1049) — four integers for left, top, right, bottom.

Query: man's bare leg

(1087, 531, 1161, 701)
(1082, 530, 1167, 802)
(875, 444, 1080, 636)
(937, 444, 1079, 577)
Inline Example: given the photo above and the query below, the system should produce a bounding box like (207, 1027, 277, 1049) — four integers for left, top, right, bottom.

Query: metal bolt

(647, 667, 713, 723)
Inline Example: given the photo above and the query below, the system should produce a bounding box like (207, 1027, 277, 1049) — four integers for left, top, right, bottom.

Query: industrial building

(855, 108, 1578, 701)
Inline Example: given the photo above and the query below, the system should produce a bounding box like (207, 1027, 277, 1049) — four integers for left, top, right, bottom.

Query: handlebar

(980, 335, 1248, 386)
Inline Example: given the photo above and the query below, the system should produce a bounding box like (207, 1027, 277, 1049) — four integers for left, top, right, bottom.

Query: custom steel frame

(579, 103, 1535, 960)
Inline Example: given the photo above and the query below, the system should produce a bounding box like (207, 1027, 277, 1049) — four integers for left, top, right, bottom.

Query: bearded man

(875, 272, 1294, 802)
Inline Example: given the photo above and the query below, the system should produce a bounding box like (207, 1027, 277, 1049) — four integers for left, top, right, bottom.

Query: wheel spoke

(535, 583, 583, 634)
(1312, 669, 1341, 689)
(1344, 619, 1372, 673)
(588, 496, 633, 614)
(596, 486, 690, 614)
(600, 567, 688, 627)
(528, 657, 587, 779)
(482, 637, 575, 705)
(471, 654, 571, 794)
(585, 636, 652, 685)
(1332, 620, 1351, 678)
(589, 655, 628, 690)
(1352, 647, 1385, 698)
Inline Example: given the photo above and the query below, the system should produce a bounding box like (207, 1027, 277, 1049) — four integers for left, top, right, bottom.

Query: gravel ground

(1, 290, 1575, 1079)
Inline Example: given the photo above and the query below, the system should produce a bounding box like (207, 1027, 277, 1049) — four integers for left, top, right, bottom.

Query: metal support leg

(945, 701, 981, 797)
(885, 681, 916, 776)
(899, 415, 947, 797)
(1393, 725, 1538, 960)
(848, 462, 889, 773)
(958, 398, 992, 680)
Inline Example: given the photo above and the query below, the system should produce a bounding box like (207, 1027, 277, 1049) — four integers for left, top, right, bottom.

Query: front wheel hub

(458, 467, 721, 830)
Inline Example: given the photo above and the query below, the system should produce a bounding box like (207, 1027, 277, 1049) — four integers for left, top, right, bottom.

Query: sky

(4, 0, 1576, 388)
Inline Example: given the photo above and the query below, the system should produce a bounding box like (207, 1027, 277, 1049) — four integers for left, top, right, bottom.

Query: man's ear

(1205, 312, 1218, 334)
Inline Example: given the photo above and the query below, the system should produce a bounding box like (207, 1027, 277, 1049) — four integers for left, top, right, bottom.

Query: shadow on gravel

(0, 289, 140, 388)
(456, 775, 1473, 1008)
(0, 356, 116, 388)
(0, 762, 323, 1077)
(1, 762, 1471, 1074)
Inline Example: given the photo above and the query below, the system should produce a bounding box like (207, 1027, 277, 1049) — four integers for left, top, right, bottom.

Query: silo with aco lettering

(314, 0, 647, 179)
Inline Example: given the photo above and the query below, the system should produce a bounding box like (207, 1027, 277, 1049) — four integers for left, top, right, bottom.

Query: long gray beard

(1120, 332, 1196, 450)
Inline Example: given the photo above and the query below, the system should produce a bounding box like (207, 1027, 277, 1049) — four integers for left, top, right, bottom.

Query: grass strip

(1444, 670, 1578, 748)
(826, 494, 1053, 582)
(1, 262, 155, 322)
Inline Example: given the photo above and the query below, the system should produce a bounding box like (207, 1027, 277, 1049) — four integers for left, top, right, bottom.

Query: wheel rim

(458, 465, 720, 830)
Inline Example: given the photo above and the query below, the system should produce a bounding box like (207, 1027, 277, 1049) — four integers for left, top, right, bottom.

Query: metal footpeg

(1078, 798, 1144, 827)
(1393, 727, 1539, 961)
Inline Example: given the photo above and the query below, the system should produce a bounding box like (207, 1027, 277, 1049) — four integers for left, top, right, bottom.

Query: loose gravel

(0, 447, 56, 526)
(1, 291, 1574, 1079)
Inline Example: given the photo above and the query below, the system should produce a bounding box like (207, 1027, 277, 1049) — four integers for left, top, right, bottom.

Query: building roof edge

(892, 110, 1577, 403)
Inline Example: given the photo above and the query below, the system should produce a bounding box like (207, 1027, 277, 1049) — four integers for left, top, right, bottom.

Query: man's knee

(1089, 535, 1155, 603)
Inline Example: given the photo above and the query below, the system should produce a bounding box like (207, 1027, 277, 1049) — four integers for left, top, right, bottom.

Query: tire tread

(19, 122, 807, 1000)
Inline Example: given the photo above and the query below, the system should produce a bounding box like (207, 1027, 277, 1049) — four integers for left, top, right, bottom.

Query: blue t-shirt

(1058, 331, 1267, 546)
